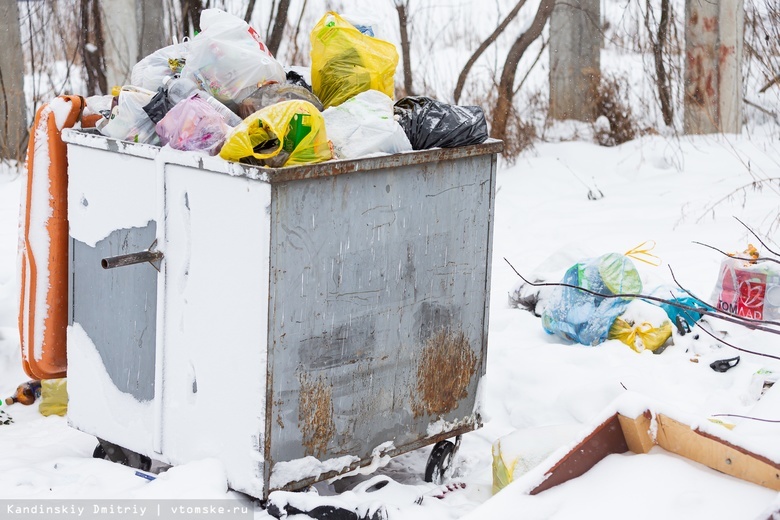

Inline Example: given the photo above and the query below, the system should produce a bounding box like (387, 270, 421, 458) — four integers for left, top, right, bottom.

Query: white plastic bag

(131, 41, 190, 91)
(322, 90, 411, 159)
(99, 86, 159, 145)
(181, 9, 286, 105)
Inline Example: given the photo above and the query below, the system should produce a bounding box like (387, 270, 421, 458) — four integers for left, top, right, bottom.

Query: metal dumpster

(63, 128, 501, 499)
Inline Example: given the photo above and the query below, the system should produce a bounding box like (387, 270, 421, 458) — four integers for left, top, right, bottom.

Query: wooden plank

(530, 414, 628, 495)
(617, 412, 655, 454)
(656, 414, 780, 491)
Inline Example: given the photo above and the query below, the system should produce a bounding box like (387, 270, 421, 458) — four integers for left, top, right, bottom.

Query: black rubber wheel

(94, 438, 152, 472)
(92, 443, 106, 460)
(424, 440, 456, 484)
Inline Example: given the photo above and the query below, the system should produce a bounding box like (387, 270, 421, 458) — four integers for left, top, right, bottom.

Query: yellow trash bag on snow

(310, 12, 399, 108)
(608, 300, 673, 353)
(38, 378, 67, 417)
(219, 100, 331, 167)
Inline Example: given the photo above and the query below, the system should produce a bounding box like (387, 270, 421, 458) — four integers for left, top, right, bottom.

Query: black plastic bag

(142, 87, 172, 124)
(286, 70, 313, 92)
(393, 96, 489, 150)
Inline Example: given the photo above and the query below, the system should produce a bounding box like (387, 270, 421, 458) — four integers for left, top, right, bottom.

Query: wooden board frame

(530, 410, 780, 495)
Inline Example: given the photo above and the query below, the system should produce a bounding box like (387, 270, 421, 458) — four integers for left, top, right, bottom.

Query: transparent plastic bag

(541, 253, 641, 346)
(323, 90, 411, 159)
(239, 83, 324, 119)
(710, 249, 780, 321)
(219, 100, 332, 168)
(310, 12, 398, 109)
(155, 94, 230, 155)
(182, 9, 286, 105)
(131, 41, 190, 91)
(99, 86, 159, 145)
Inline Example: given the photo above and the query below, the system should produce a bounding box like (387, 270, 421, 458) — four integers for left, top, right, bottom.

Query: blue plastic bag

(541, 253, 641, 346)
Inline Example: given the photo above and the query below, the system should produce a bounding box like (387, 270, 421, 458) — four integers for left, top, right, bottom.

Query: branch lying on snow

(503, 258, 780, 337)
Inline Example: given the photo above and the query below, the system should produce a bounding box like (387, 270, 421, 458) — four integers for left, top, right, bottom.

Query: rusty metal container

(63, 128, 501, 499)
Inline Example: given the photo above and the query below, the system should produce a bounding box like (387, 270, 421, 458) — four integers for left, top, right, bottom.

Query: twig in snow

(734, 216, 780, 258)
(691, 240, 780, 266)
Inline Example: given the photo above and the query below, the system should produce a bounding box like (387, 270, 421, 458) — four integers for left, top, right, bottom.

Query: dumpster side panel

(67, 144, 158, 455)
(159, 165, 270, 498)
(267, 154, 494, 488)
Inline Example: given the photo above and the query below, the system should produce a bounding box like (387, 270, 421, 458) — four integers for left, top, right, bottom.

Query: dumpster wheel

(93, 438, 152, 472)
(424, 436, 461, 485)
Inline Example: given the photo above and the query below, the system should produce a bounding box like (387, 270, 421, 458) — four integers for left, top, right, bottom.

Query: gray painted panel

(268, 154, 494, 469)
(71, 225, 157, 401)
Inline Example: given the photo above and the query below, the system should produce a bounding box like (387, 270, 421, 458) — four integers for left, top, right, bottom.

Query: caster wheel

(93, 438, 152, 472)
(425, 437, 460, 484)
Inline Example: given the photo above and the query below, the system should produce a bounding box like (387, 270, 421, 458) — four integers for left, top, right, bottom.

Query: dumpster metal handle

(102, 240, 163, 271)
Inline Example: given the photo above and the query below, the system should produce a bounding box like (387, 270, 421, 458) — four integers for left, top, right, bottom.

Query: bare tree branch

(453, 0, 527, 103)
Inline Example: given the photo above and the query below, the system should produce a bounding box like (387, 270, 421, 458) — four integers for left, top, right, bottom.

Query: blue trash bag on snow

(541, 253, 642, 346)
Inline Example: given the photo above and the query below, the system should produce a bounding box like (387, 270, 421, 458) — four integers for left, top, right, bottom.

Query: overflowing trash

(93, 8, 489, 167)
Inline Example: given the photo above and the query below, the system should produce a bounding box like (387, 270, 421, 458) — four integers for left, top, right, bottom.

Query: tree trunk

(137, 0, 167, 59)
(395, 1, 414, 96)
(244, 0, 257, 23)
(491, 0, 556, 141)
(548, 0, 602, 121)
(453, 0, 527, 104)
(684, 0, 743, 134)
(266, 0, 291, 57)
(102, 0, 140, 88)
(80, 0, 108, 96)
(646, 0, 674, 126)
(181, 0, 205, 37)
(0, 0, 27, 160)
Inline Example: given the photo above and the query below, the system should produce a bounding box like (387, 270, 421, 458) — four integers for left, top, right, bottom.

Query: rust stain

(719, 44, 733, 64)
(298, 373, 335, 456)
(702, 16, 717, 32)
(412, 330, 477, 418)
(705, 72, 715, 99)
(690, 10, 698, 25)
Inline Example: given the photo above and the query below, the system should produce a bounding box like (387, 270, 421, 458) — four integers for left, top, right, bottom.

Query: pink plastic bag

(155, 94, 229, 155)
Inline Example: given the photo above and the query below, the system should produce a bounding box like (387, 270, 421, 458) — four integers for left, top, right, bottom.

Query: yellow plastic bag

(219, 100, 331, 167)
(310, 12, 399, 108)
(608, 317, 672, 353)
(38, 378, 67, 417)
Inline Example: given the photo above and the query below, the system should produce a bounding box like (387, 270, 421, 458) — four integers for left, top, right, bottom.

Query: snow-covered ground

(2, 123, 780, 518)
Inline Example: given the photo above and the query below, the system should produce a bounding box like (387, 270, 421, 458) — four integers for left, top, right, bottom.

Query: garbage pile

(95, 9, 489, 167)
(541, 246, 710, 353)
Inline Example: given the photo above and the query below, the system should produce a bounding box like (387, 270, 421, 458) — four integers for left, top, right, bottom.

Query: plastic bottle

(162, 75, 243, 127)
(4, 380, 42, 406)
